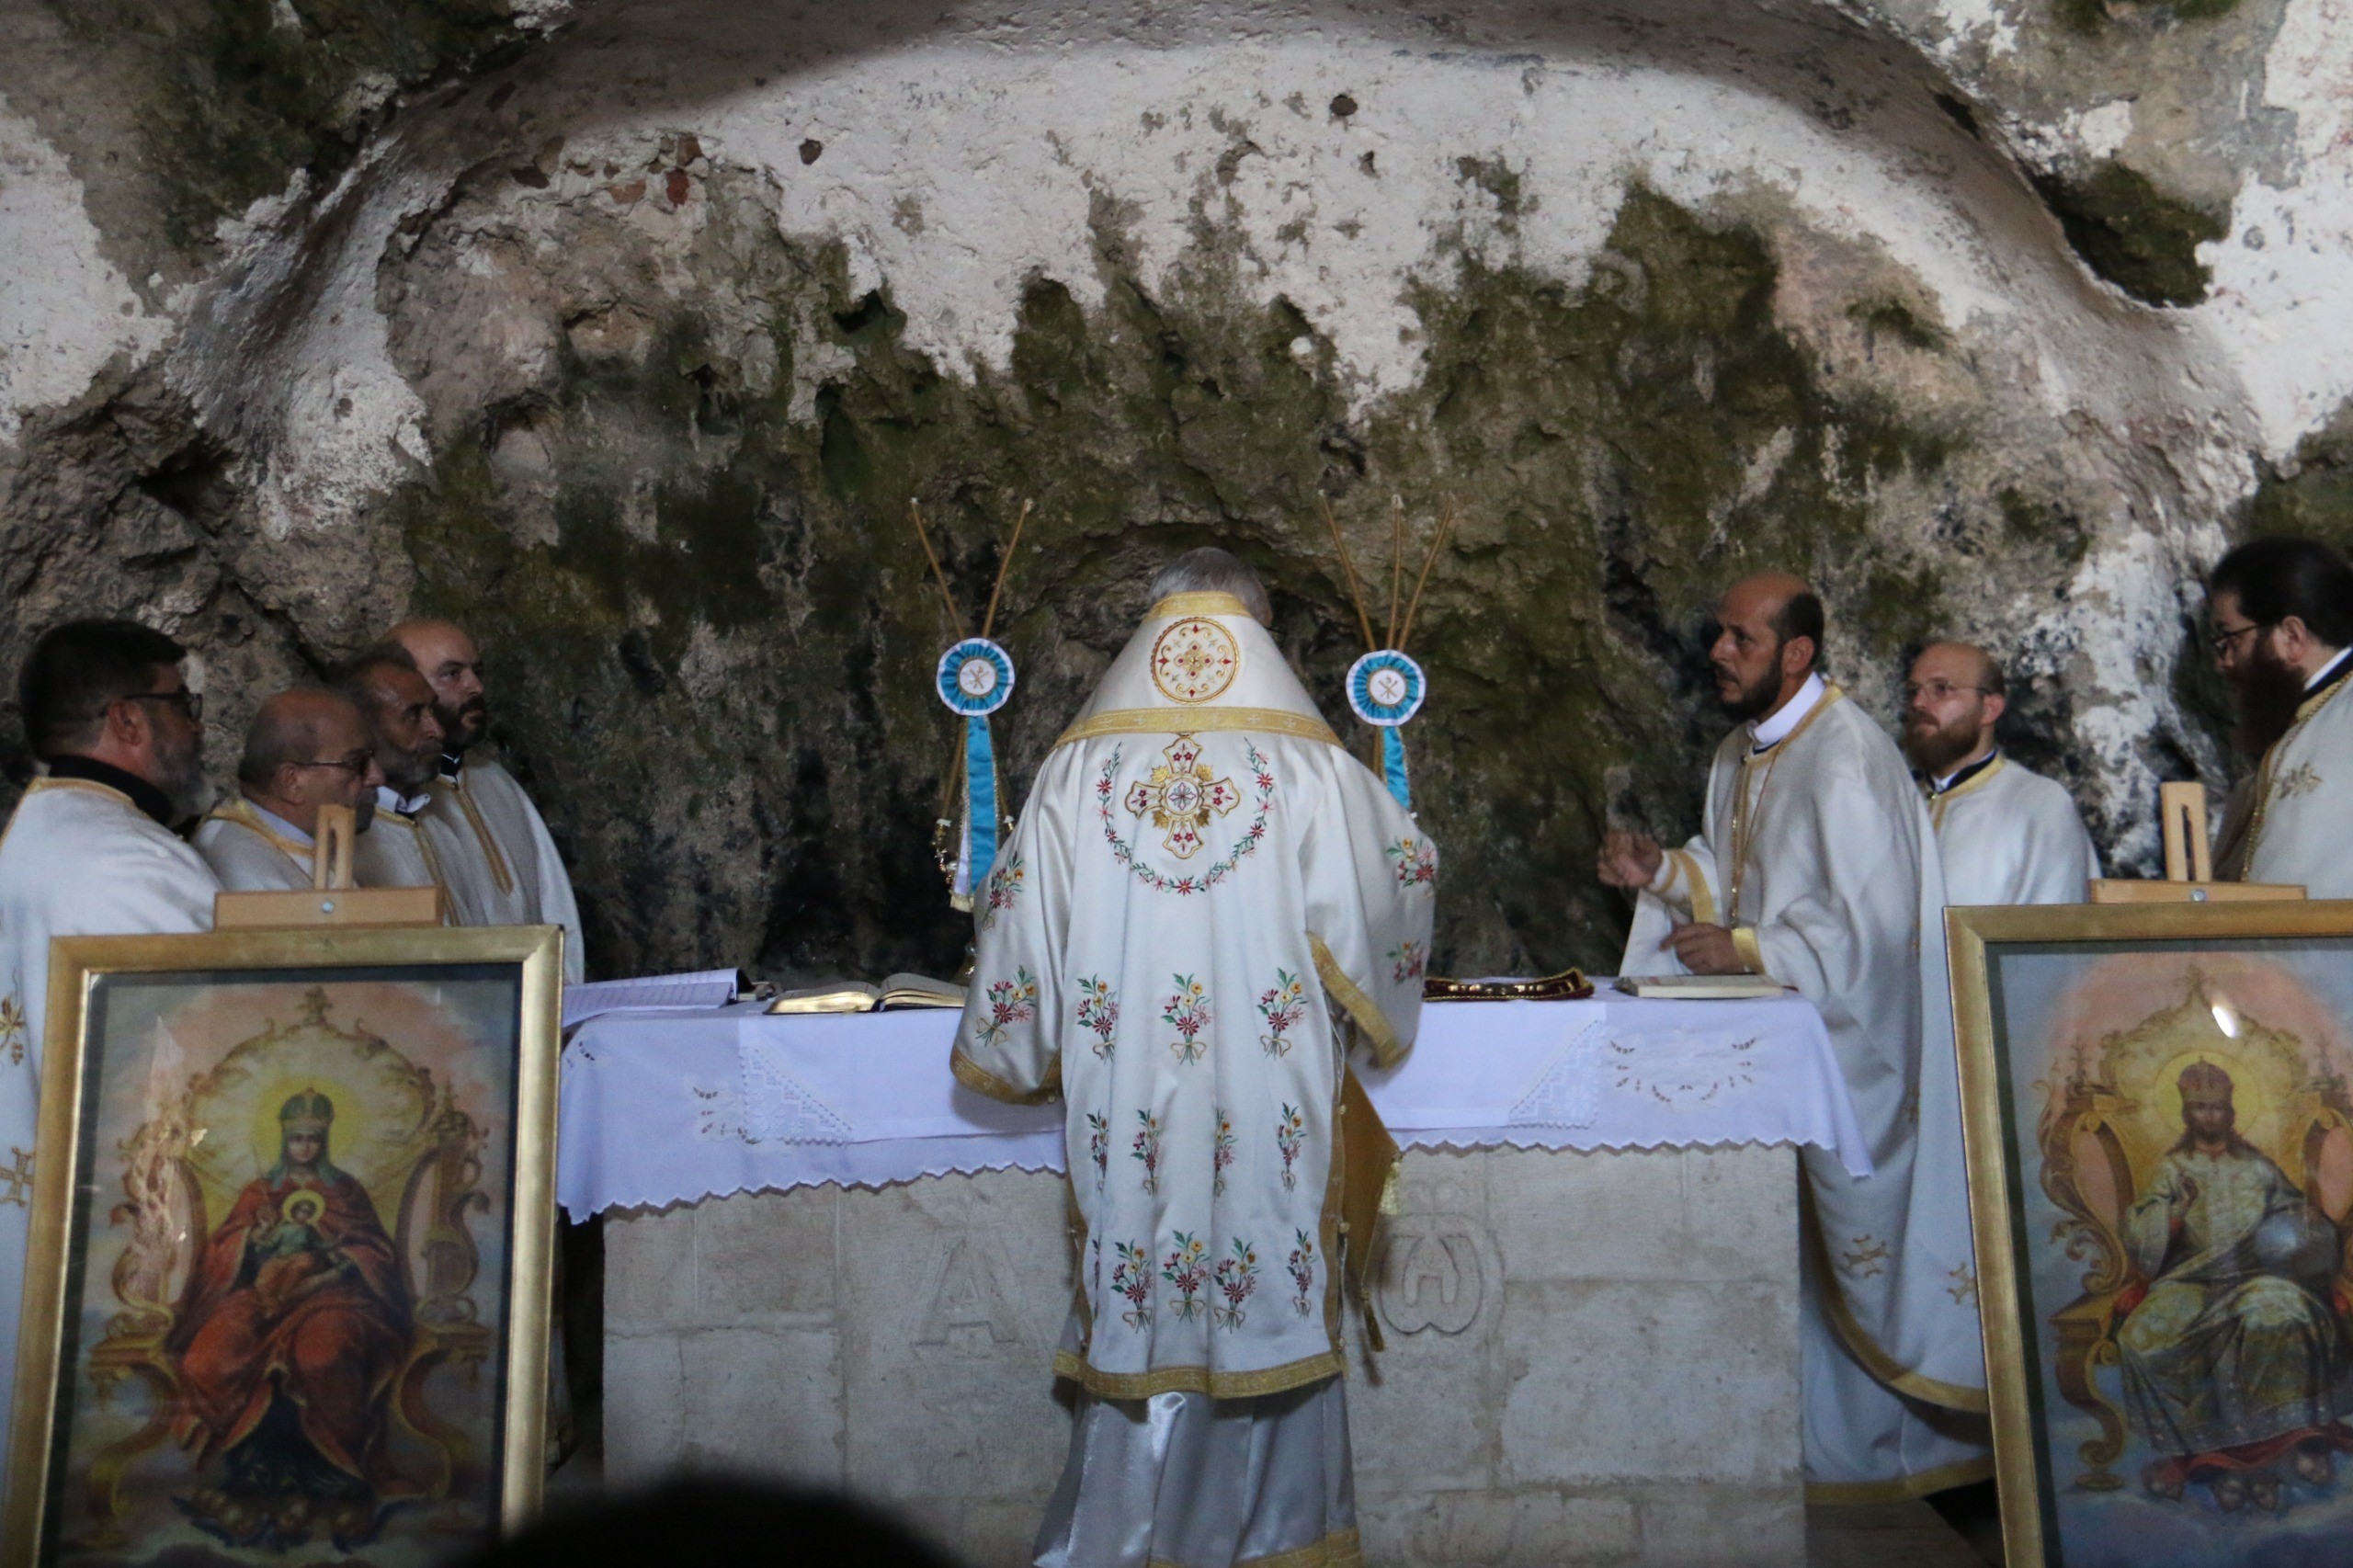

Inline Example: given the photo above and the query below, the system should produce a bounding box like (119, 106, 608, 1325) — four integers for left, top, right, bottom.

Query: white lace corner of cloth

(1504, 1017, 1603, 1131)
(737, 1035, 856, 1144)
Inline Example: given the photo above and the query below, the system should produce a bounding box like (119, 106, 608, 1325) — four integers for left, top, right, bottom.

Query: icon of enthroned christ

(165, 1087, 412, 1549)
(2117, 1062, 2353, 1512)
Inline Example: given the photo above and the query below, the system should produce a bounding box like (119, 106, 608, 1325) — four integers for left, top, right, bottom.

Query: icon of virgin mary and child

(165, 1088, 411, 1550)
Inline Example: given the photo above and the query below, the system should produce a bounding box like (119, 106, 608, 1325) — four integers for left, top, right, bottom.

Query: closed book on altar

(767, 972, 968, 1015)
(1613, 974, 1787, 1000)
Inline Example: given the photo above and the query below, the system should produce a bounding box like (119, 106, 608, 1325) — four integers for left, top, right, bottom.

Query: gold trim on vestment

(2241, 664, 2353, 872)
(390, 812, 454, 908)
(1052, 1346, 1346, 1401)
(440, 776, 517, 897)
(1802, 1455, 1995, 1506)
(1801, 1182, 1989, 1414)
(1925, 753, 2005, 833)
(1726, 684, 1845, 919)
(1731, 926, 1768, 978)
(1055, 707, 1341, 749)
(207, 798, 312, 867)
(1148, 1527, 1363, 1568)
(1146, 592, 1256, 620)
(1666, 846, 1716, 926)
(949, 1046, 1063, 1106)
(19, 778, 134, 810)
(1309, 933, 1403, 1068)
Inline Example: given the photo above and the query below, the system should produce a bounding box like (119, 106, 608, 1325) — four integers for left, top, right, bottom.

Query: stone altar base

(601, 1145, 1803, 1566)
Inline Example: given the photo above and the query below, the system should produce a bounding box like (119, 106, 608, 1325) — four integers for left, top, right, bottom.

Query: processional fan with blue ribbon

(1319, 495, 1455, 812)
(910, 496, 1031, 911)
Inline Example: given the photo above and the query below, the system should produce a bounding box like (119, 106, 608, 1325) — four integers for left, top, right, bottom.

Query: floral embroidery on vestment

(2277, 761, 2324, 801)
(1276, 1103, 1305, 1191)
(979, 852, 1026, 929)
(1390, 939, 1427, 983)
(975, 968, 1037, 1049)
(1086, 1112, 1110, 1190)
(1074, 976, 1120, 1060)
(1212, 1108, 1236, 1195)
(1131, 1111, 1164, 1195)
(1163, 1232, 1210, 1321)
(1288, 1230, 1318, 1317)
(1211, 1237, 1259, 1331)
(1112, 1241, 1154, 1328)
(1257, 970, 1308, 1056)
(1163, 975, 1212, 1063)
(1096, 740, 1276, 894)
(1385, 836, 1438, 892)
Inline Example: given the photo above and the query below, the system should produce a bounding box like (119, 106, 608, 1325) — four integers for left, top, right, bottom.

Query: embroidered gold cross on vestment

(1126, 735, 1240, 859)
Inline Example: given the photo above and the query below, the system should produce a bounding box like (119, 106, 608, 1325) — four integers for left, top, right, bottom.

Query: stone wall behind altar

(600, 1145, 1803, 1565)
(11, 0, 2353, 981)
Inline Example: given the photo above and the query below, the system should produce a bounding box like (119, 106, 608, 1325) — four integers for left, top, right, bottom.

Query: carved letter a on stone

(915, 1238, 1027, 1356)
(1377, 1217, 1490, 1336)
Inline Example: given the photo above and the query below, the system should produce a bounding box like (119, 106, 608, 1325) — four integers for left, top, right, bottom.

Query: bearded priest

(0, 620, 222, 1472)
(1597, 574, 1989, 1502)
(2210, 538, 2353, 896)
(1901, 642, 2097, 906)
(950, 547, 1435, 1568)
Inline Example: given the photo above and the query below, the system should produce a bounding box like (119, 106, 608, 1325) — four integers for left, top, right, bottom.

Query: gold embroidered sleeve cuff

(949, 1048, 1062, 1106)
(1731, 926, 1769, 978)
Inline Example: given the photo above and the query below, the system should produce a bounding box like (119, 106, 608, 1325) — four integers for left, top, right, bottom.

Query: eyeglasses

(1902, 680, 1989, 703)
(122, 689, 203, 722)
(286, 744, 375, 778)
(2208, 620, 2269, 657)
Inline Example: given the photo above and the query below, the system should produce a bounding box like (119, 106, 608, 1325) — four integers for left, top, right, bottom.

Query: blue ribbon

(966, 715, 998, 890)
(1381, 726, 1410, 811)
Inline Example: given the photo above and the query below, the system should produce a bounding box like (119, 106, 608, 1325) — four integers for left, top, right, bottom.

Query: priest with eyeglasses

(194, 687, 387, 891)
(0, 619, 222, 1471)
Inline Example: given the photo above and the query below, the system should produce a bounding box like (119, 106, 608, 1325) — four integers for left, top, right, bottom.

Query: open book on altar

(767, 973, 968, 1015)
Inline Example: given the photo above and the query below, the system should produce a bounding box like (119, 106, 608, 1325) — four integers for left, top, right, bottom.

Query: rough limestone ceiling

(0, 0, 2347, 978)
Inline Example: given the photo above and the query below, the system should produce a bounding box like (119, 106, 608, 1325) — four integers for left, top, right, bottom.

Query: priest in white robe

(192, 687, 385, 892)
(0, 620, 221, 1472)
(1599, 574, 1988, 1502)
(952, 548, 1435, 1568)
(390, 620, 584, 980)
(1901, 642, 2097, 906)
(2206, 539, 2353, 895)
(334, 648, 452, 903)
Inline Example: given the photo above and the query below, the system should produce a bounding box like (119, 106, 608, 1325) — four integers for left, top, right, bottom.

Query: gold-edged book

(767, 972, 968, 1015)
(1612, 974, 1787, 1000)
(1423, 969, 1593, 1003)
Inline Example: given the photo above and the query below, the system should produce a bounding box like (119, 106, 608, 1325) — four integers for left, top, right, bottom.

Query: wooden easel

(213, 803, 443, 928)
(2087, 782, 2304, 903)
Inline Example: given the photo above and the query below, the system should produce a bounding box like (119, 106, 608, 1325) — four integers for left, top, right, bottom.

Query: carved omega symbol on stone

(1374, 1212, 1501, 1336)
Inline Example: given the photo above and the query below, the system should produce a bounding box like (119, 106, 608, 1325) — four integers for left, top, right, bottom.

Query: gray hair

(1149, 548, 1273, 625)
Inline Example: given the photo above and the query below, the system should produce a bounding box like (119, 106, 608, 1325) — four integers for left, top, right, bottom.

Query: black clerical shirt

(42, 755, 179, 828)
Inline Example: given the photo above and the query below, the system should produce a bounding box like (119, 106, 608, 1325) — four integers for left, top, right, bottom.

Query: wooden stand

(213, 802, 443, 929)
(2087, 781, 2304, 904)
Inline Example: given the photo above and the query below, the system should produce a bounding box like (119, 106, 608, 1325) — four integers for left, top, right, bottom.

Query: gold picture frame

(1949, 900, 2353, 1567)
(4, 924, 563, 1564)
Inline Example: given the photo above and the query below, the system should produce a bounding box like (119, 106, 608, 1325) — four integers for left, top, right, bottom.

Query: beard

(2230, 643, 2306, 758)
(436, 695, 488, 753)
(153, 723, 212, 823)
(1716, 653, 1787, 723)
(380, 741, 439, 796)
(1903, 710, 1984, 777)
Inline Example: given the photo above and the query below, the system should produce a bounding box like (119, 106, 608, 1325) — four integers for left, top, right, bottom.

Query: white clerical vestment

(192, 798, 315, 892)
(1621, 676, 1989, 1498)
(0, 778, 218, 1474)
(953, 591, 1434, 1568)
(1927, 754, 2098, 907)
(354, 788, 450, 908)
(419, 757, 585, 981)
(2218, 657, 2353, 896)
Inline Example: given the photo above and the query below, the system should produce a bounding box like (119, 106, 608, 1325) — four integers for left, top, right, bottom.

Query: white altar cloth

(558, 990, 1867, 1217)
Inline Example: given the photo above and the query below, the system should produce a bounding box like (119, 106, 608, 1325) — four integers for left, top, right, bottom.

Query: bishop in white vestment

(2207, 540, 2353, 896)
(1901, 642, 2097, 907)
(392, 621, 585, 979)
(1603, 575, 1987, 1501)
(0, 620, 222, 1473)
(952, 551, 1435, 1568)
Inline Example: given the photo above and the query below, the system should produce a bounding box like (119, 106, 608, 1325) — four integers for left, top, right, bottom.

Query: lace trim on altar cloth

(1505, 1020, 1602, 1130)
(738, 1038, 855, 1143)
